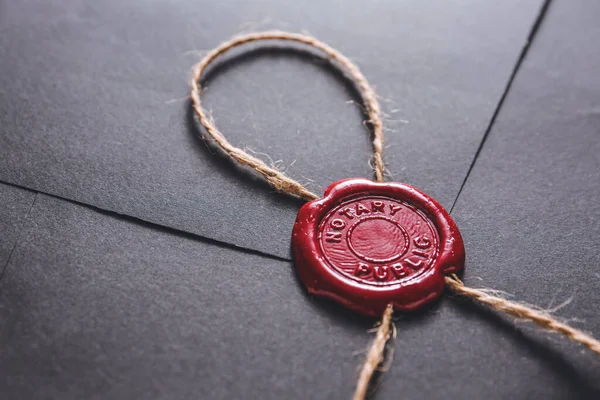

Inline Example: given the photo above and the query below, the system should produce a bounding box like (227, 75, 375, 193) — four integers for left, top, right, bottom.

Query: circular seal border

(317, 199, 440, 286)
(291, 178, 465, 317)
(345, 214, 410, 265)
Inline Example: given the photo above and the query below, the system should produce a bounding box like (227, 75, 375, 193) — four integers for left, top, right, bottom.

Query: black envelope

(1, 0, 599, 399)
(0, 0, 544, 259)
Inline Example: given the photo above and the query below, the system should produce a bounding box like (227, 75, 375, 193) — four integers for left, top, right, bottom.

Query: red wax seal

(292, 178, 465, 316)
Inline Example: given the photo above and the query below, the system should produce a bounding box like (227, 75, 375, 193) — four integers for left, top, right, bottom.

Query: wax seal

(292, 178, 465, 316)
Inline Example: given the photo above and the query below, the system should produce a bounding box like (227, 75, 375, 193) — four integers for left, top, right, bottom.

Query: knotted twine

(190, 31, 600, 399)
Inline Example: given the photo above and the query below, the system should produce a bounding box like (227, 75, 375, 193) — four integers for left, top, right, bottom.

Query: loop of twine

(190, 31, 600, 400)
(190, 30, 385, 201)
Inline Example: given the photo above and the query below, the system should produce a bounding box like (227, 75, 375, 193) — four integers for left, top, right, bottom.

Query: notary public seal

(292, 178, 465, 316)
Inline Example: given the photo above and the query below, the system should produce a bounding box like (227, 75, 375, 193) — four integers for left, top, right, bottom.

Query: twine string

(445, 274, 600, 354)
(353, 304, 395, 400)
(190, 31, 600, 400)
(190, 30, 385, 200)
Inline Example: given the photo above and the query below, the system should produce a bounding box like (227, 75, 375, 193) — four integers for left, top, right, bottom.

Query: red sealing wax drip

(292, 178, 465, 317)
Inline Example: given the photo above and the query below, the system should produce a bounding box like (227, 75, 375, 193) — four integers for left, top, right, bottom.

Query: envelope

(1, 0, 544, 259)
(1, 0, 599, 398)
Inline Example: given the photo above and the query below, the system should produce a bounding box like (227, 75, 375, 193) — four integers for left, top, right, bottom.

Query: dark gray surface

(0, 194, 374, 400)
(449, 0, 600, 396)
(452, 0, 600, 327)
(1, 0, 600, 399)
(0, 183, 36, 272)
(0, 0, 543, 258)
(1, 194, 598, 400)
